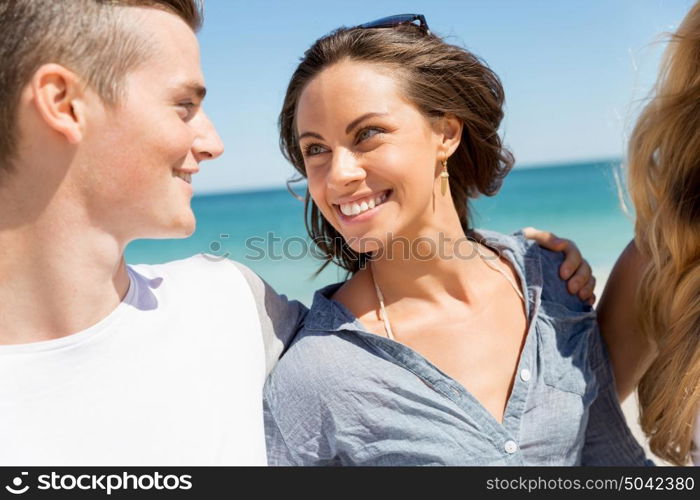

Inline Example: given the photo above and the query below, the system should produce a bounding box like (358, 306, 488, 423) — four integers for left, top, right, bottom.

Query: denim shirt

(264, 230, 652, 466)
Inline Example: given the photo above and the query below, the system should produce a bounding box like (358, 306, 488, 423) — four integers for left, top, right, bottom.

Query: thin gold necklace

(368, 243, 525, 341)
(369, 260, 395, 340)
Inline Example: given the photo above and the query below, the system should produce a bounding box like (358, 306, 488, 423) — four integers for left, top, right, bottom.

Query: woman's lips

(335, 190, 392, 224)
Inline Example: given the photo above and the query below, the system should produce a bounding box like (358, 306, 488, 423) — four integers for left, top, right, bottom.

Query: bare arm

(597, 240, 655, 401)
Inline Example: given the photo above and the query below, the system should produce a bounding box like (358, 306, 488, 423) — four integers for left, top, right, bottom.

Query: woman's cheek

(307, 176, 333, 219)
(307, 173, 322, 203)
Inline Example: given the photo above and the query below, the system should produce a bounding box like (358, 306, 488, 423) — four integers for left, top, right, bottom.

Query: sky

(193, 0, 695, 194)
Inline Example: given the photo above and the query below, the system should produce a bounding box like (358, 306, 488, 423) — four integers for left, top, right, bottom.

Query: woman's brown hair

(280, 24, 514, 275)
(628, 1, 700, 465)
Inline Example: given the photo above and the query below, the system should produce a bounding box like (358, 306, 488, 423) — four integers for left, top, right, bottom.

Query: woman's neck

(363, 218, 493, 308)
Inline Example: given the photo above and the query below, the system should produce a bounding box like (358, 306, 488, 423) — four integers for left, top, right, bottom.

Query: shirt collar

(304, 229, 543, 333)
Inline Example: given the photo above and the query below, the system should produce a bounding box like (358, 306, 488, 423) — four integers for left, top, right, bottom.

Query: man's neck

(0, 214, 131, 346)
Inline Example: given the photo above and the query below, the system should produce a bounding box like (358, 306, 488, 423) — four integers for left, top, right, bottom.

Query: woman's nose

(327, 149, 366, 188)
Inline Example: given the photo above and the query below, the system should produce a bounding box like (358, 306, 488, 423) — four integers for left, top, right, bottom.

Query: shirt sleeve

(263, 391, 299, 466)
(231, 261, 309, 376)
(533, 242, 653, 466)
(581, 328, 655, 466)
(262, 337, 340, 466)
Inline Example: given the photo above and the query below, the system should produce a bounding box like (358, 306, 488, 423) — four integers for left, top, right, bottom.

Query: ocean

(125, 159, 633, 305)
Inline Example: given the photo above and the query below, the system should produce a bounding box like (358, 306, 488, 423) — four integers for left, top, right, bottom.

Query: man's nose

(192, 110, 224, 162)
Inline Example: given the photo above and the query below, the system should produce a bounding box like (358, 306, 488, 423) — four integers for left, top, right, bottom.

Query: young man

(0, 0, 304, 465)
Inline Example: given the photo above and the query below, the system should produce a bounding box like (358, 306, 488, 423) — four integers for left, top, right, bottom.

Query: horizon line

(193, 156, 623, 199)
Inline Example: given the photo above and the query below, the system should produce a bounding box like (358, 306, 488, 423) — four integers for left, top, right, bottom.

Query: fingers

(522, 227, 568, 252)
(578, 275, 596, 303)
(558, 239, 583, 280)
(522, 227, 595, 301)
(567, 259, 592, 295)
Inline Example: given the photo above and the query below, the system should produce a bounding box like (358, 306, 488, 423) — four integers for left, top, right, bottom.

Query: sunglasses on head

(355, 13, 430, 35)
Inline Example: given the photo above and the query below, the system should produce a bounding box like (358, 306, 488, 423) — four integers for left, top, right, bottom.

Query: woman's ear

(28, 63, 86, 144)
(436, 113, 463, 157)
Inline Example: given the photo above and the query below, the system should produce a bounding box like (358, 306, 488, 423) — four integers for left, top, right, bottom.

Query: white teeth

(339, 191, 389, 217)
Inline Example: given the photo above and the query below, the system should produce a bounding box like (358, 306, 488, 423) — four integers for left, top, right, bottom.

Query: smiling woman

(282, 22, 512, 273)
(263, 16, 652, 466)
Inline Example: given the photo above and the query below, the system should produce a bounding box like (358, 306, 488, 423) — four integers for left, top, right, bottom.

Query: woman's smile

(334, 189, 392, 224)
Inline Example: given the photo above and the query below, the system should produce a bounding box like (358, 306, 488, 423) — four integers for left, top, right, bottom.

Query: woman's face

(296, 60, 458, 254)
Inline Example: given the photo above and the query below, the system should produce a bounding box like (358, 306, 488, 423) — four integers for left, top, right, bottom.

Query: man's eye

(177, 102, 196, 120)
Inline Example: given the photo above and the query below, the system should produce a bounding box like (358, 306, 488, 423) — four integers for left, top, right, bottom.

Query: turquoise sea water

(125, 159, 633, 305)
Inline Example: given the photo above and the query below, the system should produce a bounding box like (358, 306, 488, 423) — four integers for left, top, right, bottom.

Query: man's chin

(172, 227, 196, 239)
(174, 219, 196, 238)
(166, 208, 196, 237)
(151, 215, 196, 240)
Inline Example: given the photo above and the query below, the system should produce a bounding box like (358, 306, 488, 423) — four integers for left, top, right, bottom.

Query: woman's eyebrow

(345, 112, 388, 134)
(298, 112, 389, 141)
(298, 131, 324, 141)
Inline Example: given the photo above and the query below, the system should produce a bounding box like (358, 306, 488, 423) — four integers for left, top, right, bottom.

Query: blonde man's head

(0, 0, 202, 174)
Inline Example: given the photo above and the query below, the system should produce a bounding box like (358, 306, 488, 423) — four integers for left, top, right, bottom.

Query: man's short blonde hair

(0, 0, 203, 174)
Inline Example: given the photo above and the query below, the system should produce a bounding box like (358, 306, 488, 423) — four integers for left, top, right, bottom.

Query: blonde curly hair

(628, 1, 700, 465)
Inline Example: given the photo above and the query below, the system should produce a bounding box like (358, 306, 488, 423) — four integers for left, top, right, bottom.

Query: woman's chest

(359, 298, 528, 422)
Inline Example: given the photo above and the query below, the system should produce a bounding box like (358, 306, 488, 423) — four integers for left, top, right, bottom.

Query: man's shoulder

(126, 255, 258, 306)
(129, 254, 248, 284)
(130, 257, 308, 375)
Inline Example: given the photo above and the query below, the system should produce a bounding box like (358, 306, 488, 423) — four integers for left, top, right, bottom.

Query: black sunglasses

(355, 14, 430, 35)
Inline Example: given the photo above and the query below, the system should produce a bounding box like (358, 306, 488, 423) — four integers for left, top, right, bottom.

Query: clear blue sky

(193, 0, 695, 194)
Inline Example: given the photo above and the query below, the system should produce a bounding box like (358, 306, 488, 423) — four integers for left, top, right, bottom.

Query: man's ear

(436, 114, 463, 157)
(29, 64, 88, 144)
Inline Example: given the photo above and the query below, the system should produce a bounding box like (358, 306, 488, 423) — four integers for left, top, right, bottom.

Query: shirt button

(504, 440, 518, 454)
(520, 368, 531, 382)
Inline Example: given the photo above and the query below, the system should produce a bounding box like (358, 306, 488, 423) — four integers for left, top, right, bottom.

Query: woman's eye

(303, 144, 327, 156)
(357, 127, 383, 143)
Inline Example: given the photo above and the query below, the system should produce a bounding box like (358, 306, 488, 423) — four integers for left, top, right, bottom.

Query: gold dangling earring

(440, 157, 449, 196)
